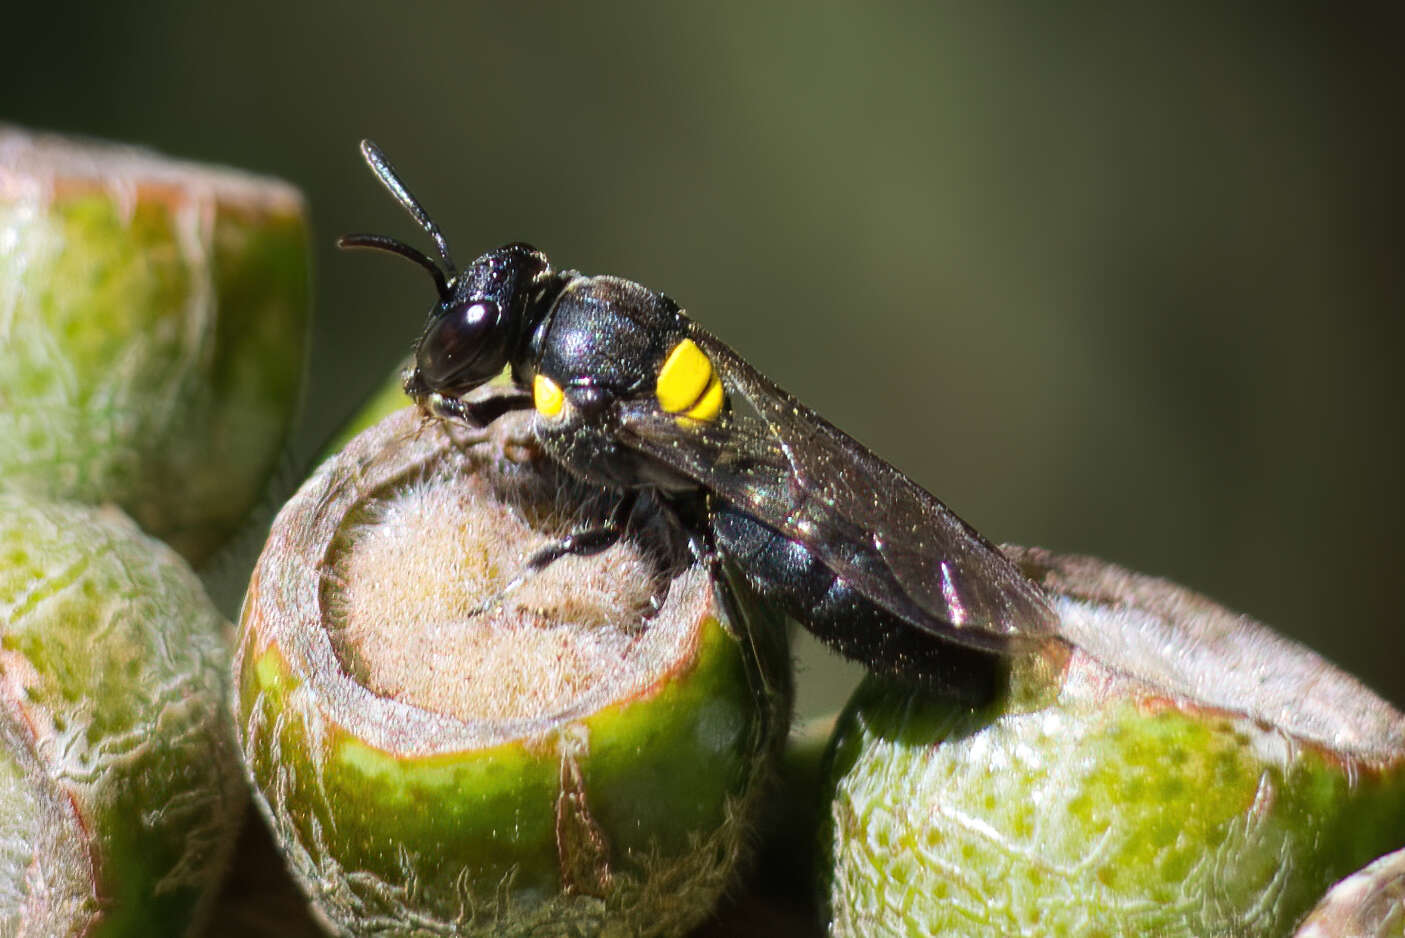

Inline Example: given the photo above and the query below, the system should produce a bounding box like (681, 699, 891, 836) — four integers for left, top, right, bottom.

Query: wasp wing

(615, 325, 1058, 652)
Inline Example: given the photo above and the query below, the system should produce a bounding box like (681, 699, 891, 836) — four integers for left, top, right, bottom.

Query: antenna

(358, 139, 457, 275)
(337, 233, 450, 300)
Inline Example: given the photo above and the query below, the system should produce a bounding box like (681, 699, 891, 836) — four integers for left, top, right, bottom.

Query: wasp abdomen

(710, 506, 1001, 698)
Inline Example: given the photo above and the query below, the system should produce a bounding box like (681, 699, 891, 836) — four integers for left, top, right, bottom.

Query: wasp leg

(459, 491, 641, 619)
(523, 490, 639, 572)
(428, 389, 532, 427)
(657, 493, 718, 569)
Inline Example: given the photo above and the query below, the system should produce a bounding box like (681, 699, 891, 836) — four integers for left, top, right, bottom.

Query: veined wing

(615, 325, 1058, 652)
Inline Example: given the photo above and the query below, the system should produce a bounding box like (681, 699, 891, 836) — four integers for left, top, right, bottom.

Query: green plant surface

(0, 493, 245, 937)
(0, 131, 310, 563)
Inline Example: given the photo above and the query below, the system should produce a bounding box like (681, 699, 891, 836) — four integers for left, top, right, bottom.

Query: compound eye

(416, 298, 504, 390)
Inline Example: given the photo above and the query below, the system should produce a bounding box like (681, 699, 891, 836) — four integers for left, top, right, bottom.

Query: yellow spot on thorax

(657, 338, 725, 422)
(533, 373, 564, 417)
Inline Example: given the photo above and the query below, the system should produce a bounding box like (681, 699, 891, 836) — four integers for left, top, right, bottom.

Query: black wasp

(341, 140, 1058, 690)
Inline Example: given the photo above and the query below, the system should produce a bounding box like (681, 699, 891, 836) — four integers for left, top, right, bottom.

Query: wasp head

(339, 140, 552, 409)
(404, 242, 550, 402)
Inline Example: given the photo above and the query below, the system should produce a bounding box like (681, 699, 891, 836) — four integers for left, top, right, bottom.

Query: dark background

(4, 5, 1401, 715)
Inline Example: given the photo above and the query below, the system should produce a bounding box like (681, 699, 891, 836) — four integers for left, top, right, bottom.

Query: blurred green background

(4, 4, 1400, 715)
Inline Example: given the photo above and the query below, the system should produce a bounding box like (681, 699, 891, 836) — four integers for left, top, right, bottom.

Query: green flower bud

(821, 547, 1405, 938)
(235, 401, 792, 937)
(0, 125, 309, 563)
(0, 493, 245, 937)
(1294, 846, 1405, 937)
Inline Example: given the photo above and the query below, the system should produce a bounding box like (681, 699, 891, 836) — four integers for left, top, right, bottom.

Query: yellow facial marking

(657, 338, 725, 421)
(533, 373, 564, 418)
